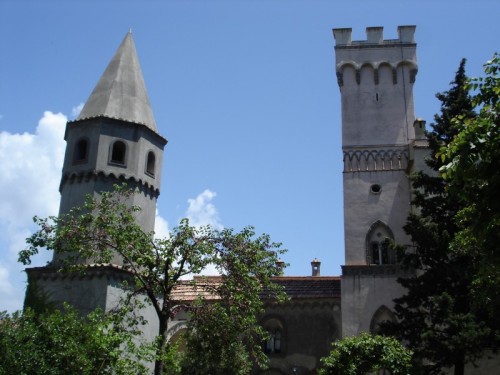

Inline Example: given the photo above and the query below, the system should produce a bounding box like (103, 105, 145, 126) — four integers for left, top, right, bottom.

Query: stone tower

(26, 32, 166, 328)
(333, 26, 419, 337)
(54, 31, 167, 265)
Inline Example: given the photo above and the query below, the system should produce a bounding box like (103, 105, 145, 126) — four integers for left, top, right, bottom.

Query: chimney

(413, 118, 426, 140)
(275, 259, 285, 274)
(311, 258, 321, 277)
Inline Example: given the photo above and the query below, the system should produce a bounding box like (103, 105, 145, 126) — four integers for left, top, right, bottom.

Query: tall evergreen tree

(441, 53, 500, 315)
(381, 60, 494, 375)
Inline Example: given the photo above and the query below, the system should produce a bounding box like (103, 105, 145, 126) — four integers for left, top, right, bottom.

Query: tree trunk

(154, 317, 169, 375)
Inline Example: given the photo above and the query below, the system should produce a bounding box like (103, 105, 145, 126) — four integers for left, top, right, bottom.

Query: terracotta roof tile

(170, 276, 341, 302)
(266, 276, 341, 299)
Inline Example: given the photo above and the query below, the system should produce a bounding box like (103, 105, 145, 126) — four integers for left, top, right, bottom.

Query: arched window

(110, 141, 126, 165)
(370, 305, 396, 333)
(366, 221, 395, 265)
(261, 316, 286, 355)
(145, 151, 155, 177)
(73, 138, 88, 163)
(265, 329, 281, 354)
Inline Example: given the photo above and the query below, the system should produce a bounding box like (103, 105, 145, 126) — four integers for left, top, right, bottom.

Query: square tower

(334, 26, 418, 336)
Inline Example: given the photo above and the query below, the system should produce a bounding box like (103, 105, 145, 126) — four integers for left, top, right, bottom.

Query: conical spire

(77, 31, 158, 131)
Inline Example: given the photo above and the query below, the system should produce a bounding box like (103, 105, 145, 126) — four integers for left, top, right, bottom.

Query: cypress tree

(382, 60, 493, 375)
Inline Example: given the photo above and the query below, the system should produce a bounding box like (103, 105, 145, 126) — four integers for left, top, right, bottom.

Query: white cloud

(154, 208, 170, 240)
(181, 189, 223, 278)
(71, 103, 84, 118)
(0, 111, 66, 230)
(185, 189, 223, 229)
(0, 262, 22, 312)
(0, 262, 12, 295)
(0, 111, 66, 312)
(0, 109, 224, 310)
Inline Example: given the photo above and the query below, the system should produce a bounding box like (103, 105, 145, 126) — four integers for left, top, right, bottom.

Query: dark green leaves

(0, 304, 153, 375)
(318, 333, 413, 375)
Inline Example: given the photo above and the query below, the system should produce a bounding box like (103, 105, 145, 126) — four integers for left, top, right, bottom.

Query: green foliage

(0, 304, 153, 375)
(180, 303, 255, 375)
(182, 228, 286, 372)
(19, 184, 287, 375)
(440, 53, 500, 311)
(180, 227, 288, 375)
(382, 59, 497, 375)
(154, 337, 183, 375)
(318, 333, 413, 375)
(23, 279, 56, 314)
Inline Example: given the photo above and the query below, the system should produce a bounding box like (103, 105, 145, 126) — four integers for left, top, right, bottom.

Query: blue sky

(0, 0, 499, 312)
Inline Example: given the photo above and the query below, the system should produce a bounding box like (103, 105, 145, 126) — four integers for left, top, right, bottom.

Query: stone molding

(26, 264, 134, 283)
(59, 169, 160, 197)
(335, 61, 417, 87)
(342, 264, 413, 276)
(263, 299, 340, 311)
(343, 146, 409, 172)
(66, 116, 167, 144)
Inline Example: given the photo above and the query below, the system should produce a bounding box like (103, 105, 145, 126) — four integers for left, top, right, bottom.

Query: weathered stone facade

(334, 26, 419, 341)
(25, 26, 499, 374)
(26, 31, 166, 348)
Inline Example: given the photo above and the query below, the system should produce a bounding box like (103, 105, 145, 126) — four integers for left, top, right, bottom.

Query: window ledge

(108, 161, 127, 168)
(72, 159, 88, 165)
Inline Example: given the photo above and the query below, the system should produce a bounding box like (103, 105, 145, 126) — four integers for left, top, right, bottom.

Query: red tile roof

(267, 276, 341, 299)
(171, 276, 341, 302)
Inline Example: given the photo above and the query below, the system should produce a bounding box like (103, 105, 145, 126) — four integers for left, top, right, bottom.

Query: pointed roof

(77, 31, 158, 132)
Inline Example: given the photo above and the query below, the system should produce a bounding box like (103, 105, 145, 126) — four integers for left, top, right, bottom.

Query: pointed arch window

(109, 140, 127, 166)
(73, 138, 89, 164)
(366, 221, 395, 265)
(370, 305, 396, 333)
(145, 151, 155, 177)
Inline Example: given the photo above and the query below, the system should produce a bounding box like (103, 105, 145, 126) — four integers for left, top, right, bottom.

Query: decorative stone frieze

(342, 264, 413, 276)
(263, 299, 339, 311)
(343, 146, 409, 172)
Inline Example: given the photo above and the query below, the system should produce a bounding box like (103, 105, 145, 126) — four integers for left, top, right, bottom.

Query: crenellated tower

(333, 26, 420, 337)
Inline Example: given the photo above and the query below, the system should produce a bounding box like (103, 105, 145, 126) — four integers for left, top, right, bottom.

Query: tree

(19, 186, 287, 375)
(440, 53, 500, 312)
(0, 303, 153, 375)
(318, 332, 413, 375)
(381, 60, 495, 375)
(179, 226, 287, 375)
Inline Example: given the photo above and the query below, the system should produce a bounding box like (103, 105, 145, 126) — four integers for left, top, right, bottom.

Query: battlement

(333, 25, 416, 47)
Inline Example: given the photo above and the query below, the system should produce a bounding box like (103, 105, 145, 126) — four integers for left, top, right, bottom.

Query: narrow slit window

(110, 141, 126, 165)
(146, 151, 155, 177)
